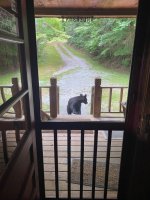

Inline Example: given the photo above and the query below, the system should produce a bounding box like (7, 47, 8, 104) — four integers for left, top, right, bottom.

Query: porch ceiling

(0, 0, 139, 17)
(34, 0, 138, 17)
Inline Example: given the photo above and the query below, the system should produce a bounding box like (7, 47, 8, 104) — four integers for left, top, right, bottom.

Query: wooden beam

(34, 8, 137, 17)
(41, 121, 125, 130)
(0, 121, 26, 130)
(0, 90, 28, 117)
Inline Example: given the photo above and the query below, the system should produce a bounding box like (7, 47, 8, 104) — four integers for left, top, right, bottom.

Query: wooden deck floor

(0, 128, 123, 199)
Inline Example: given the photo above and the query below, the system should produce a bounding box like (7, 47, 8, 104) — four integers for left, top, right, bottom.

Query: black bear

(67, 94, 88, 115)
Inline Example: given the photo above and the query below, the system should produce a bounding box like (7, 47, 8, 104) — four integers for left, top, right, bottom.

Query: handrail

(101, 86, 128, 89)
(0, 89, 28, 117)
(39, 86, 50, 88)
(41, 120, 125, 130)
(0, 85, 13, 88)
(0, 121, 25, 130)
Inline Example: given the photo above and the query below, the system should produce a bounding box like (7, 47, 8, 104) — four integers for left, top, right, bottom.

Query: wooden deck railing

(39, 77, 59, 119)
(91, 77, 128, 118)
(0, 121, 25, 168)
(0, 77, 128, 119)
(42, 120, 125, 199)
(0, 78, 22, 118)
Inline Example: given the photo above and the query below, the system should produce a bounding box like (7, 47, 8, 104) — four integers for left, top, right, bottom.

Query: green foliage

(35, 18, 68, 61)
(64, 18, 136, 68)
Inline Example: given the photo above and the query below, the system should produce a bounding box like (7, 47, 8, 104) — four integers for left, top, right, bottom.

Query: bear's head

(80, 94, 88, 104)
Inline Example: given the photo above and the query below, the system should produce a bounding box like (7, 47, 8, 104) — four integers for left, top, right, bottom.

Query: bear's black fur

(67, 94, 87, 115)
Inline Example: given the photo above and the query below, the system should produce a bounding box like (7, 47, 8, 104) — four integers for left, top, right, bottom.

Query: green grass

(101, 88, 128, 113)
(38, 44, 64, 85)
(0, 44, 64, 86)
(0, 70, 20, 85)
(0, 44, 64, 106)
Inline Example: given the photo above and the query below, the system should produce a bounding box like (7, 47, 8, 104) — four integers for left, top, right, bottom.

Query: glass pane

(0, 41, 22, 116)
(0, 7, 18, 35)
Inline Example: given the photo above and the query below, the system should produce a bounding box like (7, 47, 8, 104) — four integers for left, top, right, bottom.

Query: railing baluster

(57, 86, 59, 114)
(0, 87, 6, 103)
(92, 129, 98, 199)
(108, 88, 112, 112)
(80, 129, 84, 199)
(15, 129, 20, 143)
(1, 130, 9, 164)
(67, 129, 71, 199)
(54, 129, 59, 199)
(100, 86, 128, 114)
(50, 77, 58, 118)
(119, 88, 124, 112)
(104, 130, 112, 199)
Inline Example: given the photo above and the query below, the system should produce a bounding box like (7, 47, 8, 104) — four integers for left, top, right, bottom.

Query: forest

(0, 17, 136, 74)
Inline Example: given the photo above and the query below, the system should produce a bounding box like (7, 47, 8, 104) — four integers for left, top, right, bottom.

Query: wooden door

(0, 0, 44, 199)
(118, 0, 150, 199)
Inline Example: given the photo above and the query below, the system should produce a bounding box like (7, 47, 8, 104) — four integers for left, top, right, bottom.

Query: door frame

(118, 0, 150, 199)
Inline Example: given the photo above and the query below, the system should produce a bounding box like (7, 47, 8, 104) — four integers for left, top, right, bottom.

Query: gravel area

(52, 43, 101, 115)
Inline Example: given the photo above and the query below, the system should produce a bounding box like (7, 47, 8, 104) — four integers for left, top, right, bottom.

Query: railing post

(93, 77, 101, 118)
(90, 86, 94, 114)
(57, 86, 59, 114)
(11, 78, 22, 118)
(50, 77, 58, 118)
(1, 130, 9, 164)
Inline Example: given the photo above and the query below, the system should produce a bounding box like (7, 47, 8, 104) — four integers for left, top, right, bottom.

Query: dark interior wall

(119, 0, 150, 199)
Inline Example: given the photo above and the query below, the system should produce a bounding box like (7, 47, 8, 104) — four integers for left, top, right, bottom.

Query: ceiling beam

(34, 8, 137, 17)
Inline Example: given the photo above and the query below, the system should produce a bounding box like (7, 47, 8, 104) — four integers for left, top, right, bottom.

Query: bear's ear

(85, 94, 87, 97)
(80, 94, 83, 96)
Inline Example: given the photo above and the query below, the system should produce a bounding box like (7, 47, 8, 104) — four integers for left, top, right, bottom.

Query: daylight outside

(35, 17, 135, 119)
(0, 15, 136, 199)
(0, 17, 135, 119)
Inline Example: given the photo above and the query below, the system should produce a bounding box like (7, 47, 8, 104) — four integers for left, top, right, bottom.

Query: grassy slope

(0, 44, 64, 86)
(38, 44, 64, 85)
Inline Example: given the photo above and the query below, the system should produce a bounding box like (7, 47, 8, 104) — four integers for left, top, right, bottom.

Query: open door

(0, 0, 45, 199)
(1, 0, 150, 200)
(118, 0, 150, 199)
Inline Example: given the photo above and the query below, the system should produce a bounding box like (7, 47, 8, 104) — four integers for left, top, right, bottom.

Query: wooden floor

(0, 130, 24, 175)
(42, 130, 123, 199)
(0, 128, 123, 199)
